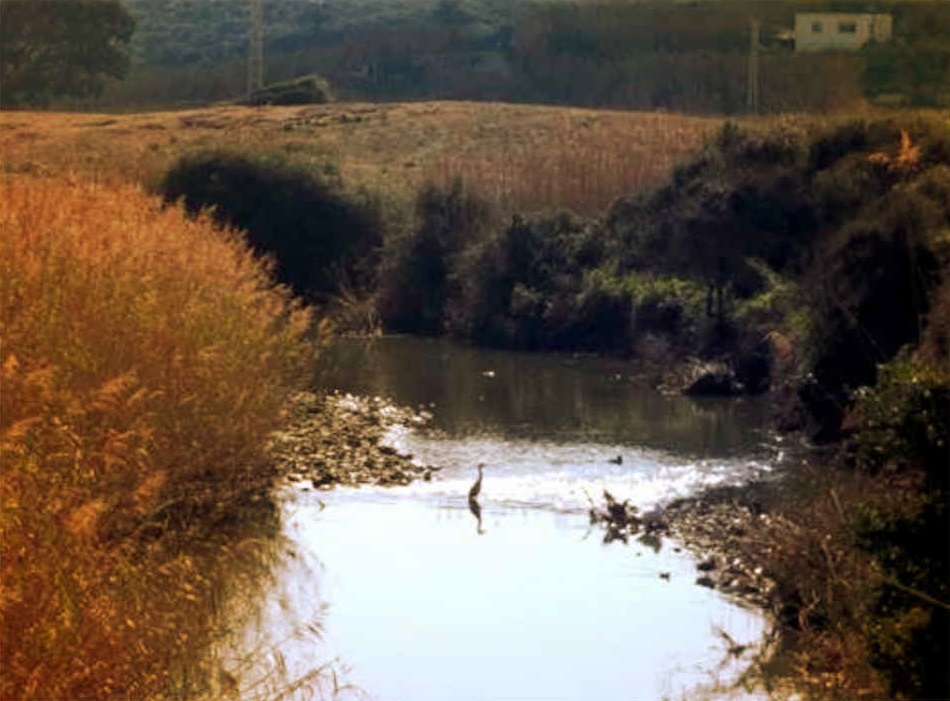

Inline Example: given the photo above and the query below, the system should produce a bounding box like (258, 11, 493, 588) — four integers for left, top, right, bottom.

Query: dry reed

(424, 113, 711, 215)
(1, 176, 314, 698)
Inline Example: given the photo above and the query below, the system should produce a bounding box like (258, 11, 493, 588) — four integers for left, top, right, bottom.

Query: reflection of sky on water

(240, 487, 770, 701)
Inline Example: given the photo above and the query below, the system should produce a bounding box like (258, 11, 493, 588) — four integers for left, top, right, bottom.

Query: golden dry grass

(1, 101, 723, 215)
(1, 176, 314, 698)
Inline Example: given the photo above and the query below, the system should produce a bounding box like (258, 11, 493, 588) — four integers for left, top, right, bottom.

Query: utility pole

(247, 0, 264, 100)
(747, 17, 760, 114)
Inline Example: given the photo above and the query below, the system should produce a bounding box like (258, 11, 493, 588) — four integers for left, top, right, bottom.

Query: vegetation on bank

(148, 113, 949, 416)
(366, 117, 949, 416)
(668, 339, 948, 699)
(1, 177, 315, 698)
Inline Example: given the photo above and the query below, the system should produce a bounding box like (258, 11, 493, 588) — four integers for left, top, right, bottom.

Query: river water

(230, 337, 779, 701)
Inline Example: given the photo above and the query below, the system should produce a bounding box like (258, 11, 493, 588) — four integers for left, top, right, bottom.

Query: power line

(247, 0, 264, 99)
(748, 17, 760, 114)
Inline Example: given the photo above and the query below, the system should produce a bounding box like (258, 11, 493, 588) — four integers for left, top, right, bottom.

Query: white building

(795, 13, 892, 53)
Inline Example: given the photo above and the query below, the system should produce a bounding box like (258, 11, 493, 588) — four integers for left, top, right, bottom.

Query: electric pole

(247, 0, 264, 99)
(747, 17, 760, 114)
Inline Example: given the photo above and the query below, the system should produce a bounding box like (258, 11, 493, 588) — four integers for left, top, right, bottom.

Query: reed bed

(424, 113, 710, 215)
(1, 176, 315, 698)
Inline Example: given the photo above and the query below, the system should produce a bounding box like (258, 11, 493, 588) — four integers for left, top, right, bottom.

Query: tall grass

(424, 113, 710, 215)
(1, 176, 314, 698)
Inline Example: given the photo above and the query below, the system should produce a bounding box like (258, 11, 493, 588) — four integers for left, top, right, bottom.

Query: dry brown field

(2, 101, 728, 215)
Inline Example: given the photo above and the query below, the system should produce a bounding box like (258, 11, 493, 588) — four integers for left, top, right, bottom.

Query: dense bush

(850, 350, 949, 489)
(600, 117, 950, 416)
(446, 211, 607, 348)
(161, 150, 382, 300)
(378, 180, 497, 334)
(853, 487, 949, 699)
(846, 348, 950, 699)
(605, 124, 814, 324)
(797, 130, 950, 438)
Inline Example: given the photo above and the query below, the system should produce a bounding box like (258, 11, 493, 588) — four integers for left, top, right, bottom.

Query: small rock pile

(664, 494, 776, 608)
(590, 487, 777, 608)
(269, 391, 438, 487)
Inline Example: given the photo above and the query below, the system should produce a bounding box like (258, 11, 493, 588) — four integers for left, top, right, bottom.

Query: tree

(1, 0, 135, 106)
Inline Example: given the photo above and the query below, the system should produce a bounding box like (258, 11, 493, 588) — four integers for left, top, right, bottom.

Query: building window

(839, 22, 857, 34)
(811, 21, 823, 33)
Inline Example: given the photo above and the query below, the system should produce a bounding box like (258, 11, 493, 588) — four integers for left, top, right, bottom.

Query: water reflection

(263, 488, 770, 701)
(467, 463, 486, 534)
(467, 493, 484, 535)
(315, 336, 771, 457)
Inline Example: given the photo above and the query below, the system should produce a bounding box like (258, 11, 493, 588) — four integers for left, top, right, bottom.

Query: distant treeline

(94, 0, 950, 111)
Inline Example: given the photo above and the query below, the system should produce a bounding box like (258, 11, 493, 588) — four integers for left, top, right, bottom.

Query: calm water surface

(232, 337, 779, 701)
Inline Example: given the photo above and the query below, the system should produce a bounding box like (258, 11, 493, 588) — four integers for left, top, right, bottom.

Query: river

(227, 337, 779, 701)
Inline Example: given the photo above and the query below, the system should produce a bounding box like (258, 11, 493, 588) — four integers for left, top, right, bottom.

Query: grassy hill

(2, 101, 722, 215)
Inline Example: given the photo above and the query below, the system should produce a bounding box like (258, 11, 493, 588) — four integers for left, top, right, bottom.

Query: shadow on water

(315, 336, 772, 458)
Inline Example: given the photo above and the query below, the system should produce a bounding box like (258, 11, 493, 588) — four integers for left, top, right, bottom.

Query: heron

(468, 463, 484, 500)
(468, 464, 485, 535)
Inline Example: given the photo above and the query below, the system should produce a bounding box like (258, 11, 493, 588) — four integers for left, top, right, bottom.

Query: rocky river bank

(588, 439, 830, 626)
(269, 391, 437, 488)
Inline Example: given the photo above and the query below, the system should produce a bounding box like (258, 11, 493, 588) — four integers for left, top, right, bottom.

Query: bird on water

(468, 463, 485, 534)
(468, 463, 484, 500)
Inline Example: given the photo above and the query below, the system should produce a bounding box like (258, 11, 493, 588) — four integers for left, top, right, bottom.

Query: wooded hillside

(78, 0, 949, 111)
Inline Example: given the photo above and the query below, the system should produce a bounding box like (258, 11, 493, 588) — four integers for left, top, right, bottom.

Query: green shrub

(854, 489, 950, 700)
(247, 74, 333, 106)
(379, 180, 497, 334)
(446, 211, 607, 349)
(850, 350, 949, 488)
(160, 150, 382, 300)
(847, 342, 949, 698)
